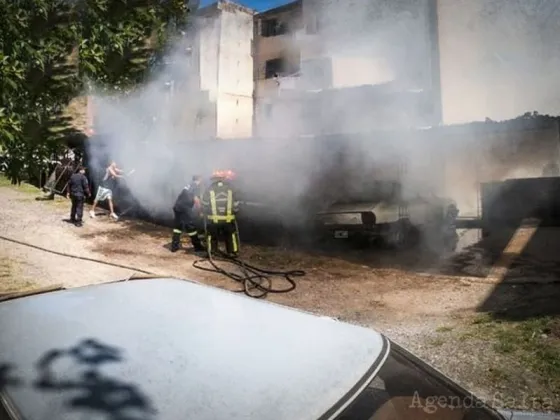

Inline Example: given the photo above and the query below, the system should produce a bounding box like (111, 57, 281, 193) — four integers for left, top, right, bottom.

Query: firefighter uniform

(201, 174, 240, 257)
(171, 178, 204, 252)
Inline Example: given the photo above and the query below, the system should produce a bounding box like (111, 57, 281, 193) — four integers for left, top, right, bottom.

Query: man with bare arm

(90, 160, 124, 220)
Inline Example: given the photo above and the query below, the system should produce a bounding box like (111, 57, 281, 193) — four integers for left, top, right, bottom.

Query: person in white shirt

(89, 161, 123, 220)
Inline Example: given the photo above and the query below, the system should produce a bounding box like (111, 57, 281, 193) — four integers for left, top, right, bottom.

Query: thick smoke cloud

(86, 0, 558, 228)
(439, 0, 560, 123)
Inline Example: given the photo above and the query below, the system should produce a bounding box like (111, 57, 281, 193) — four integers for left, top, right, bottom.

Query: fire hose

(0, 235, 160, 276)
(192, 252, 304, 299)
(0, 233, 304, 299)
(192, 220, 305, 299)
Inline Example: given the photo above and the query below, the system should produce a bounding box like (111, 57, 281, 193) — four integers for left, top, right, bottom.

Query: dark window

(264, 57, 300, 79)
(265, 58, 284, 79)
(261, 18, 288, 37)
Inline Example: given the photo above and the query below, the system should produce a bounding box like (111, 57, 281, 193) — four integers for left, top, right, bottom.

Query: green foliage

(0, 0, 80, 183)
(0, 0, 191, 183)
(79, 0, 191, 92)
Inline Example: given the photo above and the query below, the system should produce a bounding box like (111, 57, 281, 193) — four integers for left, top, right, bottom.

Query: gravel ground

(1, 185, 558, 411)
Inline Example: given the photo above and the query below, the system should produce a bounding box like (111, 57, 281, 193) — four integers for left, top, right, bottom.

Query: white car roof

(0, 278, 389, 420)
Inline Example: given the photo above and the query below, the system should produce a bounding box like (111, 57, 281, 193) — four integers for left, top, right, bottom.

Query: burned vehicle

(315, 179, 459, 251)
(0, 278, 550, 420)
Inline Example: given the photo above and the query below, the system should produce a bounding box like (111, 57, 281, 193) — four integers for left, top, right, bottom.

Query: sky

(198, 0, 295, 13)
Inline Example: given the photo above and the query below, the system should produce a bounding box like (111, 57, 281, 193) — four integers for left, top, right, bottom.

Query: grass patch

(0, 258, 34, 294)
(49, 195, 71, 208)
(486, 366, 510, 383)
(0, 173, 68, 206)
(435, 325, 454, 333)
(0, 173, 41, 194)
(428, 337, 445, 347)
(464, 313, 560, 409)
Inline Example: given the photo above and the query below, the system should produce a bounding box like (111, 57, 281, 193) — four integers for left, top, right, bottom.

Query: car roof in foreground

(0, 278, 388, 420)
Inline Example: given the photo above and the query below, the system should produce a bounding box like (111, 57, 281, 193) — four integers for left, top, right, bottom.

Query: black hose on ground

(0, 234, 305, 298)
(192, 250, 305, 299)
(0, 234, 159, 276)
(191, 218, 305, 298)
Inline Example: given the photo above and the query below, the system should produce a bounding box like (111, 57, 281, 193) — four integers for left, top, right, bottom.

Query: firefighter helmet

(212, 169, 236, 180)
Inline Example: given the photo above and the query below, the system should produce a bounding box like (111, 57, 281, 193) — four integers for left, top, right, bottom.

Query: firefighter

(171, 175, 204, 253)
(201, 170, 240, 257)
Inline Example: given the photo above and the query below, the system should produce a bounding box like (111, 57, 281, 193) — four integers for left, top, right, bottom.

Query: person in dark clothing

(201, 171, 240, 257)
(171, 175, 204, 253)
(66, 166, 91, 227)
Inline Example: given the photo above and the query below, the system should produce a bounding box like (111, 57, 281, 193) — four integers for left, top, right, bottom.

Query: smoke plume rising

(86, 0, 560, 231)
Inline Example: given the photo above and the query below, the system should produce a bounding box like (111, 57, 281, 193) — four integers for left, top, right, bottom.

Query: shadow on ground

(287, 227, 517, 279)
(1, 338, 156, 419)
(477, 226, 560, 322)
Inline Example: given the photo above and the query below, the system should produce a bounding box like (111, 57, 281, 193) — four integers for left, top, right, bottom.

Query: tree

(79, 0, 191, 93)
(0, 0, 80, 184)
(0, 0, 192, 183)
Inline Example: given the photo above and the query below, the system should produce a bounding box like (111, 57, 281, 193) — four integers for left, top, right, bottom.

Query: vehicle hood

(0, 278, 389, 420)
(318, 201, 394, 214)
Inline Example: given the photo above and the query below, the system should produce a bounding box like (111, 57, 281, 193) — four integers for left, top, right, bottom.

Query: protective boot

(225, 231, 239, 258)
(205, 234, 219, 258)
(171, 231, 181, 252)
(190, 233, 205, 252)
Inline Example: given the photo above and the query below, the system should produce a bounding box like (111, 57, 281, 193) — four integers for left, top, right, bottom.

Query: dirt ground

(1, 183, 559, 412)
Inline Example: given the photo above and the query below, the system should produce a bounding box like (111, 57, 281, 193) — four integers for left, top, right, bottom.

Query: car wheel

(384, 220, 413, 249)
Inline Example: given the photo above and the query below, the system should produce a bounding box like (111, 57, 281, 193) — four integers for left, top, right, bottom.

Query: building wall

(437, 0, 560, 124)
(216, 3, 254, 138)
(300, 0, 433, 90)
(197, 14, 221, 98)
(253, 1, 302, 137)
(253, 2, 302, 91)
(192, 1, 254, 139)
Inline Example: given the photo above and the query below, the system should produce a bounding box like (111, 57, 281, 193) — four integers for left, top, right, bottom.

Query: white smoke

(85, 0, 560, 228)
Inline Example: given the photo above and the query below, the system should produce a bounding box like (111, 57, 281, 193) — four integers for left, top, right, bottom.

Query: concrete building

(298, 0, 560, 127)
(193, 0, 255, 139)
(252, 0, 303, 137)
(252, 0, 442, 137)
(85, 0, 255, 140)
(83, 0, 560, 140)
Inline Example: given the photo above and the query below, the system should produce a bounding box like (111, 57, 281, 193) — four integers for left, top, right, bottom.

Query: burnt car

(316, 180, 459, 251)
(0, 278, 556, 420)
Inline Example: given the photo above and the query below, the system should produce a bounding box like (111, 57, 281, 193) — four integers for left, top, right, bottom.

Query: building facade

(83, 0, 560, 140)
(194, 1, 255, 139)
(252, 0, 303, 137)
(86, 0, 255, 141)
(252, 0, 442, 138)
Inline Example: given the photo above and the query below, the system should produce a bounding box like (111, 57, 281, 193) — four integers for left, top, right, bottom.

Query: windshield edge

(319, 335, 391, 420)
